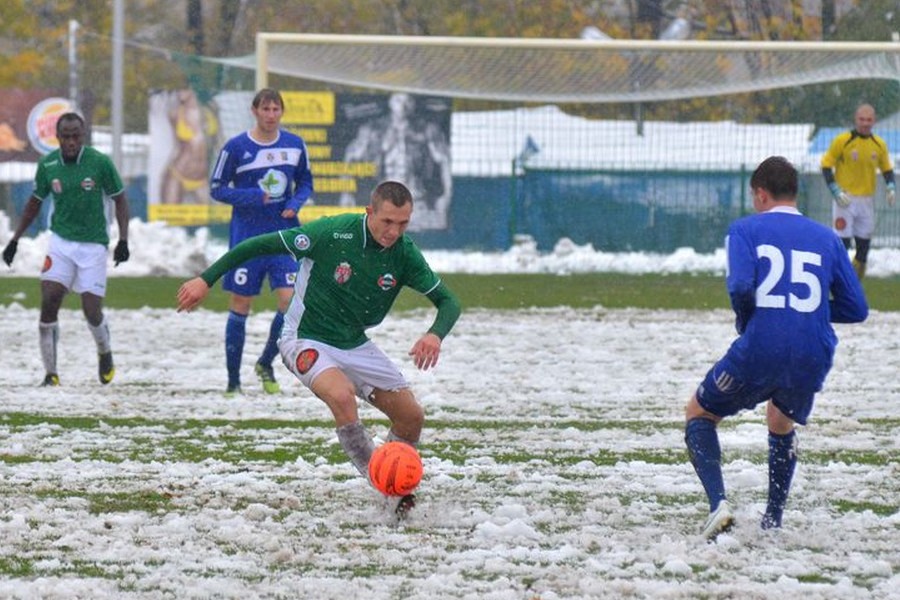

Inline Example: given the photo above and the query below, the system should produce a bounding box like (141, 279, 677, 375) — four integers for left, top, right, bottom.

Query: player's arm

(821, 137, 850, 206)
(407, 282, 461, 371)
(284, 141, 314, 215)
(830, 239, 869, 324)
(209, 144, 266, 207)
(724, 232, 756, 334)
(2, 195, 43, 266)
(176, 232, 291, 312)
(883, 169, 895, 206)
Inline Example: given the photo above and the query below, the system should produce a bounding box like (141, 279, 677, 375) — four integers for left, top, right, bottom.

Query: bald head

(854, 104, 876, 136)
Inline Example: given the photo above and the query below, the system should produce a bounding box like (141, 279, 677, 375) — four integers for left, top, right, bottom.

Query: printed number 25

(756, 245, 822, 313)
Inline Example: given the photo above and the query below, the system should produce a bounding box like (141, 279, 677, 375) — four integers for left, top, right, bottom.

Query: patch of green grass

(0, 557, 35, 577)
(2, 273, 899, 311)
(833, 500, 898, 517)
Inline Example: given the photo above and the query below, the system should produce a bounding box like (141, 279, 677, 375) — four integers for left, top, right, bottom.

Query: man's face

(57, 119, 85, 161)
(252, 100, 284, 135)
(366, 200, 412, 248)
(855, 107, 875, 136)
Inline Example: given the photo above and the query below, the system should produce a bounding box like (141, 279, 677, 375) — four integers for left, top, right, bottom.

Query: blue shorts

(222, 254, 297, 297)
(695, 356, 818, 426)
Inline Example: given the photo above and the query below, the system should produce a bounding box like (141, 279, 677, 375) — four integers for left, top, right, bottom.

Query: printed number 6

(234, 268, 248, 286)
(756, 245, 822, 313)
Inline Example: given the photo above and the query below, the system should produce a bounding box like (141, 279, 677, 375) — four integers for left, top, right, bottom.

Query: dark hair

(56, 112, 85, 134)
(252, 88, 284, 109)
(751, 156, 798, 200)
(371, 180, 413, 208)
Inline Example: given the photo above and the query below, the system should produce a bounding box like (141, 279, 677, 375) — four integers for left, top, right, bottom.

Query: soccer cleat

(395, 494, 416, 518)
(254, 362, 281, 394)
(851, 258, 866, 279)
(98, 351, 115, 384)
(702, 500, 734, 541)
(224, 384, 243, 398)
(41, 373, 60, 387)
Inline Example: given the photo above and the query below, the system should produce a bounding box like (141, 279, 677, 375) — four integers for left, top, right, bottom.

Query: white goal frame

(252, 33, 900, 103)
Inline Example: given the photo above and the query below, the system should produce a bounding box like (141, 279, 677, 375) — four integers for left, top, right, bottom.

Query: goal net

(231, 33, 900, 103)
(207, 34, 900, 252)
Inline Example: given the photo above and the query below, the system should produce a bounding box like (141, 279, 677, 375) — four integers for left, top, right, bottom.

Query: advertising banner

(147, 90, 452, 230)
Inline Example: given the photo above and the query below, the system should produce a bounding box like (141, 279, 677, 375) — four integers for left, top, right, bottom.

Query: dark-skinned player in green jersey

(177, 180, 461, 515)
(3, 112, 130, 386)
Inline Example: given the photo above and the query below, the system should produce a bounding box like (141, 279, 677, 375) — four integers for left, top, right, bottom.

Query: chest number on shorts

(755, 245, 822, 313)
(233, 268, 249, 286)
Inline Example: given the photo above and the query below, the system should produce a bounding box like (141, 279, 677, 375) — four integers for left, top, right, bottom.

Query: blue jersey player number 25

(683, 156, 868, 542)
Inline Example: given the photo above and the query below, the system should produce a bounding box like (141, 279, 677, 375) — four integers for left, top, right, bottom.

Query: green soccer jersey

(33, 146, 125, 245)
(201, 213, 461, 349)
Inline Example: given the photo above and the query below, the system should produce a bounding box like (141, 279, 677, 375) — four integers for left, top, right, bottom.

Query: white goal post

(250, 33, 900, 103)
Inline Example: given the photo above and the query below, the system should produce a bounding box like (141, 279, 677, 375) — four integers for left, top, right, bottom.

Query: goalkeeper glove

(887, 183, 896, 207)
(828, 182, 851, 208)
(2, 239, 17, 266)
(113, 240, 130, 266)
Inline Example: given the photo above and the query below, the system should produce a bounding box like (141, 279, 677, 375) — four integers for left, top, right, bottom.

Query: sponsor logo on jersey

(295, 348, 319, 374)
(81, 178, 96, 191)
(334, 261, 352, 284)
(333, 232, 353, 239)
(51, 179, 62, 195)
(293, 234, 311, 250)
(258, 169, 287, 199)
(377, 273, 397, 290)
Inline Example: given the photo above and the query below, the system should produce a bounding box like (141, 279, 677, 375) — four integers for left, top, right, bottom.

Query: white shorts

(833, 195, 875, 240)
(41, 233, 108, 296)
(278, 338, 409, 402)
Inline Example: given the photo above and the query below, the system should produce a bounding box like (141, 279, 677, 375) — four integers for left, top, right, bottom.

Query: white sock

(336, 420, 375, 476)
(39, 321, 59, 375)
(387, 429, 419, 448)
(87, 315, 111, 354)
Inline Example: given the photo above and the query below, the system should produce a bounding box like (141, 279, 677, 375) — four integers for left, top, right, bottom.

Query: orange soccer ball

(368, 442, 423, 496)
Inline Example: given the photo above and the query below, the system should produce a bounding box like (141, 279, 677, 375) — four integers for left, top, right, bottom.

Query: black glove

(2, 240, 17, 266)
(113, 240, 130, 266)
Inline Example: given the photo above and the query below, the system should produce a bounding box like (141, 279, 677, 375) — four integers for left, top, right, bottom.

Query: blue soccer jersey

(210, 129, 313, 246)
(723, 206, 868, 391)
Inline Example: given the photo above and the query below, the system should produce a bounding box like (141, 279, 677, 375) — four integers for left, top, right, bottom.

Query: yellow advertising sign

(282, 92, 335, 125)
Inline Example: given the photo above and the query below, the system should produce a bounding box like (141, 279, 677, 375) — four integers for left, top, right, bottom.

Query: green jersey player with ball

(177, 180, 461, 514)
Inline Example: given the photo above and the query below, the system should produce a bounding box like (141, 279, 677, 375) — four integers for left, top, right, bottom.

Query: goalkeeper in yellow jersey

(821, 103, 895, 279)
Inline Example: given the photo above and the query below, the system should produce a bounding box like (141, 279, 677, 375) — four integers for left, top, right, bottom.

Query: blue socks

(763, 430, 797, 529)
(225, 311, 247, 388)
(685, 418, 726, 512)
(259, 311, 285, 368)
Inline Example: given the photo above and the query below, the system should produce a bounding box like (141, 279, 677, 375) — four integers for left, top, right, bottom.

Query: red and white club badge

(334, 261, 352, 284)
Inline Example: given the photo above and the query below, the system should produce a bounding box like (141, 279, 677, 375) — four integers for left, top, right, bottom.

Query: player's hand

(829, 183, 850, 208)
(176, 277, 211, 312)
(409, 333, 442, 371)
(887, 183, 896, 207)
(281, 208, 297, 219)
(2, 239, 17, 266)
(113, 240, 130, 266)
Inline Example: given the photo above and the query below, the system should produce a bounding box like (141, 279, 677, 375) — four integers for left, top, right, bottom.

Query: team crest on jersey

(295, 348, 319, 374)
(293, 234, 310, 250)
(51, 179, 62, 194)
(81, 178, 96, 191)
(377, 273, 397, 290)
(334, 262, 352, 284)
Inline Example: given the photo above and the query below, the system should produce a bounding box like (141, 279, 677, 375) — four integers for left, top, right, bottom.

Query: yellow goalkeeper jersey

(820, 130, 893, 196)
